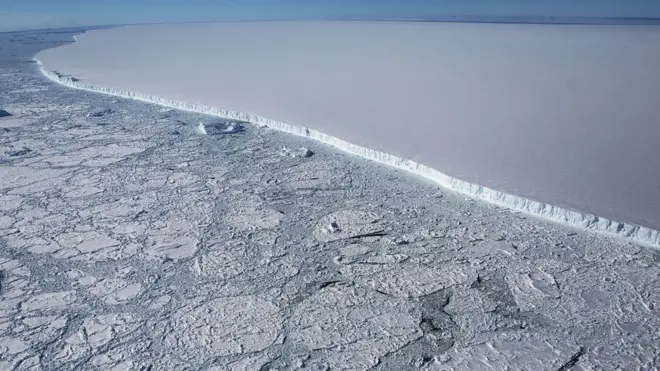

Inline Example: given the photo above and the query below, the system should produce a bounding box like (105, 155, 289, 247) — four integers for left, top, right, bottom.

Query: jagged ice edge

(35, 60, 660, 249)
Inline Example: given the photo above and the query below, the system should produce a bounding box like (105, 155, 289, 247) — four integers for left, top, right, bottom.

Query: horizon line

(3, 14, 660, 34)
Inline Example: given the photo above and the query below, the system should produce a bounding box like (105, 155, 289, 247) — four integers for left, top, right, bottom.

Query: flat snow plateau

(35, 22, 660, 246)
(1, 27, 659, 370)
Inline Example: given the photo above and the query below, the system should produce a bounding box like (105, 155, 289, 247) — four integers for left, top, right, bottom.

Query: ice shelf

(35, 22, 660, 248)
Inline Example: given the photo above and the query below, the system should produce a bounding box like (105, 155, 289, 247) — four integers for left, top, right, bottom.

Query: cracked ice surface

(1, 29, 659, 370)
(34, 22, 660, 246)
(160, 296, 281, 359)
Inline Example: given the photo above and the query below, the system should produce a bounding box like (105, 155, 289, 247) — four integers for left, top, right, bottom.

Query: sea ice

(2, 26, 659, 371)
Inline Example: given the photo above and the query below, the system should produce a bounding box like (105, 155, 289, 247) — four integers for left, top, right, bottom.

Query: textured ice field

(35, 22, 660, 246)
(2, 28, 660, 371)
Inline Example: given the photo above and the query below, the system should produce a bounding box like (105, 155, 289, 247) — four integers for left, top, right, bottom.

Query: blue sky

(2, 0, 660, 31)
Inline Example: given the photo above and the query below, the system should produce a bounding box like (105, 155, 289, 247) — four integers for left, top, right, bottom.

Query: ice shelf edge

(35, 60, 660, 249)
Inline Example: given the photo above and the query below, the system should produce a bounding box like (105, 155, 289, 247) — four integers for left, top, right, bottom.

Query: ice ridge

(35, 60, 660, 249)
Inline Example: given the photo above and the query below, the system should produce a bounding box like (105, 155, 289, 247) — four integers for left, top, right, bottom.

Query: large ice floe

(35, 22, 660, 247)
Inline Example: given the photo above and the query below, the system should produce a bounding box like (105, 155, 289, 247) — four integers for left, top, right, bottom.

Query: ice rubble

(196, 121, 243, 135)
(196, 122, 207, 135)
(36, 62, 660, 248)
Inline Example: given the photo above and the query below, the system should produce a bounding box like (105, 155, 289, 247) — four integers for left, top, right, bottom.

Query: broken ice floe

(160, 296, 281, 359)
(290, 284, 421, 369)
(196, 121, 244, 135)
(86, 108, 113, 118)
(280, 146, 314, 158)
(56, 314, 141, 365)
(429, 334, 581, 370)
(314, 210, 385, 242)
(88, 278, 142, 305)
(342, 263, 474, 298)
(21, 291, 77, 312)
(6, 147, 32, 157)
(506, 264, 561, 311)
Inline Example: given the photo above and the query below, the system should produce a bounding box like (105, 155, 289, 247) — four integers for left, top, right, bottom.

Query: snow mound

(196, 122, 207, 135)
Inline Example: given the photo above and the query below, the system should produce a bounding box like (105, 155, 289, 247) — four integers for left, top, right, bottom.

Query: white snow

(161, 296, 281, 359)
(222, 122, 241, 134)
(35, 22, 660, 247)
(21, 291, 77, 311)
(6, 29, 660, 368)
(196, 122, 207, 135)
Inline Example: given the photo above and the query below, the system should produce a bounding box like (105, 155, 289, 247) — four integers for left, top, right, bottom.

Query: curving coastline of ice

(38, 23, 660, 231)
(36, 61, 660, 248)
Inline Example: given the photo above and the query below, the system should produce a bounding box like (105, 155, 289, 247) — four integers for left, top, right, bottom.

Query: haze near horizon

(2, 0, 660, 32)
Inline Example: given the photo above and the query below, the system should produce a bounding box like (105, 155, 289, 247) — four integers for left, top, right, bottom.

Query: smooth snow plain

(35, 22, 660, 247)
(2, 28, 660, 371)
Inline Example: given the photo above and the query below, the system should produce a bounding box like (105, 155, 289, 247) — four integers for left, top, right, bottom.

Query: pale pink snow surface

(37, 22, 660, 230)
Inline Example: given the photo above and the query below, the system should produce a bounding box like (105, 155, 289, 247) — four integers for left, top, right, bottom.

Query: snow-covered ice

(35, 22, 660, 246)
(1, 27, 659, 370)
(197, 121, 244, 136)
(196, 121, 207, 135)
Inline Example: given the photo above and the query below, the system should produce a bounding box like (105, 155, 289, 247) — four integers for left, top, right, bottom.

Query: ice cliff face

(35, 62, 660, 248)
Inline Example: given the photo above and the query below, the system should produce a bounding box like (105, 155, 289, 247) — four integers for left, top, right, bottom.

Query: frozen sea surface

(1, 28, 660, 370)
(35, 22, 660, 245)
